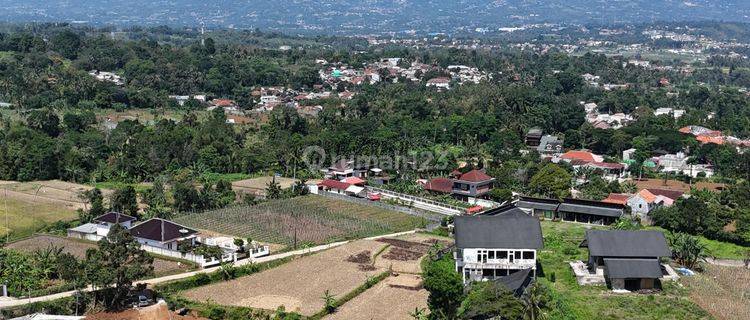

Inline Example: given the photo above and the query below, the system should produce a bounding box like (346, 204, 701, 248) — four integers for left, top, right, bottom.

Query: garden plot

(173, 195, 426, 248)
(181, 240, 390, 316)
(373, 233, 453, 274)
(324, 274, 428, 320)
(683, 264, 750, 320)
(4, 235, 192, 276)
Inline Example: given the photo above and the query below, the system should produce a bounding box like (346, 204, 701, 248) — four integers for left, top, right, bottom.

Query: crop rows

(174, 195, 425, 247)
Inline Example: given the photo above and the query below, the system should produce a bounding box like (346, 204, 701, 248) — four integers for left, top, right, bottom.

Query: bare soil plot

(86, 301, 207, 320)
(181, 240, 389, 316)
(5, 235, 192, 276)
(0, 180, 112, 209)
(373, 233, 453, 274)
(232, 176, 298, 196)
(682, 264, 750, 320)
(633, 178, 726, 193)
(324, 274, 428, 320)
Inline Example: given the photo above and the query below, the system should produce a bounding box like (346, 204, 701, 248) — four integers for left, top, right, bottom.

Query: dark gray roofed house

(93, 212, 137, 224)
(580, 230, 672, 291)
(516, 196, 560, 219)
(454, 211, 543, 250)
(582, 230, 672, 258)
(129, 218, 198, 251)
(454, 210, 542, 284)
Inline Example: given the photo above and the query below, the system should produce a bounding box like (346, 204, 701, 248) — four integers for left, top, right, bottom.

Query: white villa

(453, 207, 543, 284)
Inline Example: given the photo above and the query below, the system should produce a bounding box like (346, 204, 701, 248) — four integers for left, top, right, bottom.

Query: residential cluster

(67, 212, 269, 267)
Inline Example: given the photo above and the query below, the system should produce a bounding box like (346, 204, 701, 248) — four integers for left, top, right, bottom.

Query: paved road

(0, 230, 418, 309)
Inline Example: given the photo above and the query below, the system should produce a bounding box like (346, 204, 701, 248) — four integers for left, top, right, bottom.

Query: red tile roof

(561, 150, 596, 162)
(458, 169, 493, 183)
(602, 193, 631, 205)
(341, 177, 366, 185)
(423, 177, 453, 193)
(318, 179, 351, 190)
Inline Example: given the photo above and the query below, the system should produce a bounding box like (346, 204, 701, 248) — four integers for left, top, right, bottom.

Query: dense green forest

(1, 25, 749, 185)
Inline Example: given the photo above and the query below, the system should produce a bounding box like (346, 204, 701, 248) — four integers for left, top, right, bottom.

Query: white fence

(139, 245, 236, 268)
(365, 186, 464, 216)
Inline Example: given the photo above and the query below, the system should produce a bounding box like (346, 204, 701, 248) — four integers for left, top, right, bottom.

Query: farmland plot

(181, 239, 390, 316)
(173, 195, 426, 248)
(324, 274, 428, 320)
(373, 233, 452, 274)
(683, 264, 750, 320)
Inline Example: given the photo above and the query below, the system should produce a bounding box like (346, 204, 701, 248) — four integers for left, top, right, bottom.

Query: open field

(4, 235, 193, 276)
(173, 195, 427, 248)
(682, 264, 750, 320)
(231, 176, 299, 196)
(537, 221, 712, 320)
(0, 180, 114, 239)
(324, 274, 428, 320)
(633, 178, 726, 193)
(181, 239, 389, 316)
(0, 180, 98, 239)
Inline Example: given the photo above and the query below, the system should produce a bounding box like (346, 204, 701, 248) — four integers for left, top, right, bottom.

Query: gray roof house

(580, 230, 672, 291)
(454, 207, 542, 285)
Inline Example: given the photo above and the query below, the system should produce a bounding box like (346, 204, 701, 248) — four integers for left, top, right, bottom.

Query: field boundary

(308, 270, 392, 320)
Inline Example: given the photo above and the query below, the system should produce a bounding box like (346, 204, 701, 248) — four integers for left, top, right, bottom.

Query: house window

(523, 251, 534, 259)
(515, 251, 522, 259)
(498, 251, 508, 259)
(488, 251, 495, 259)
(482, 269, 494, 277)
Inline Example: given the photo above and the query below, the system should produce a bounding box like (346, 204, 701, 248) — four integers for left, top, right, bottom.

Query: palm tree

(409, 307, 428, 320)
(523, 282, 549, 320)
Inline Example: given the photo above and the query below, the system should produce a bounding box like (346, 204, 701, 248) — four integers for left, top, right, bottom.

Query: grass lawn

(537, 221, 713, 320)
(0, 196, 78, 240)
(699, 236, 749, 260)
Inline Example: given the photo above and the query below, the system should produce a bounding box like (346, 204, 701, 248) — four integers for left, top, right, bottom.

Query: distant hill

(0, 0, 748, 35)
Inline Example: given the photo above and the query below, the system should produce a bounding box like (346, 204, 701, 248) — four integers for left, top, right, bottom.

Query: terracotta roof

(212, 99, 235, 107)
(341, 177, 366, 185)
(696, 135, 724, 145)
(458, 169, 493, 183)
(561, 150, 596, 162)
(318, 179, 351, 190)
(637, 189, 658, 203)
(423, 177, 453, 193)
(646, 188, 683, 201)
(602, 193, 631, 205)
(427, 77, 451, 84)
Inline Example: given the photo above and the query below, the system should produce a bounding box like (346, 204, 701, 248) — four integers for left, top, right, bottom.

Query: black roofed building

(129, 218, 198, 252)
(454, 207, 543, 284)
(516, 196, 560, 219)
(68, 211, 137, 241)
(557, 198, 625, 225)
(579, 230, 673, 291)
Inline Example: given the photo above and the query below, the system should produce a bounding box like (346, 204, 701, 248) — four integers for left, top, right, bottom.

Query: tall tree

(84, 224, 154, 309)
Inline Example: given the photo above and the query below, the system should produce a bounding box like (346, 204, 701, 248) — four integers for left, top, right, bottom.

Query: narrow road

(0, 230, 418, 309)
